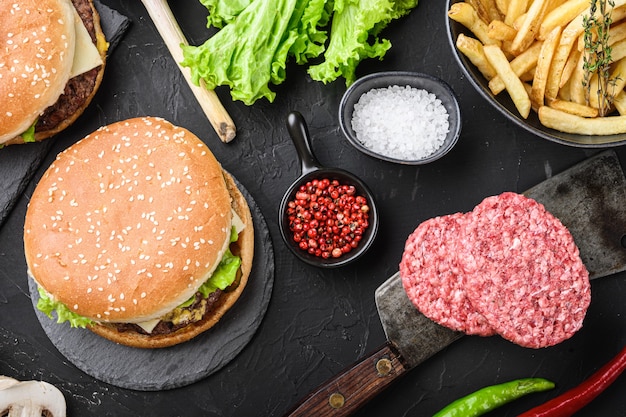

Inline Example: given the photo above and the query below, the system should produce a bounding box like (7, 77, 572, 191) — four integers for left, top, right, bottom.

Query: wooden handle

(284, 343, 409, 417)
(140, 0, 236, 142)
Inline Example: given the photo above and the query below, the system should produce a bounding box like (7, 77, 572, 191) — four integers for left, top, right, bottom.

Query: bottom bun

(87, 171, 254, 349)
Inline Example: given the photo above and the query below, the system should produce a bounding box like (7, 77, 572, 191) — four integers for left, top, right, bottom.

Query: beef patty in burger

(24, 117, 254, 349)
(0, 0, 107, 146)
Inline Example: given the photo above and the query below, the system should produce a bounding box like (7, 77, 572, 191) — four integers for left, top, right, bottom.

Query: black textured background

(0, 1, 625, 416)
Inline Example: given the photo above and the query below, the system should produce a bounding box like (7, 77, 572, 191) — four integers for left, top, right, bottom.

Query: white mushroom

(0, 376, 66, 417)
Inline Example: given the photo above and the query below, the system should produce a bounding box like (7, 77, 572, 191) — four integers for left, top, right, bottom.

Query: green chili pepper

(433, 378, 555, 417)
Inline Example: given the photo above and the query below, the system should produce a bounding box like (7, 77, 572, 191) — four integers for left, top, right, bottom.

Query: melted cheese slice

(135, 319, 161, 334)
(134, 214, 246, 334)
(69, 6, 103, 78)
(232, 209, 245, 235)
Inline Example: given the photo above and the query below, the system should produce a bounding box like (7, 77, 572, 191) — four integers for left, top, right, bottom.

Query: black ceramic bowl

(446, 0, 626, 148)
(279, 112, 379, 268)
(339, 71, 462, 165)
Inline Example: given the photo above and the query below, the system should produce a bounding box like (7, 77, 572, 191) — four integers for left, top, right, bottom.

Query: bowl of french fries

(446, 0, 626, 147)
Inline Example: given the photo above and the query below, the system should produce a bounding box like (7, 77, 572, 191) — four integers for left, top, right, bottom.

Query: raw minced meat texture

(459, 192, 591, 348)
(399, 192, 591, 349)
(400, 213, 495, 336)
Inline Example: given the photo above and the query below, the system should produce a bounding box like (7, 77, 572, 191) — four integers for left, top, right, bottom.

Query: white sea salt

(351, 85, 450, 161)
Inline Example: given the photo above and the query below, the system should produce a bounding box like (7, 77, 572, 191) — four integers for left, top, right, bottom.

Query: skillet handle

(283, 342, 409, 417)
(286, 111, 323, 175)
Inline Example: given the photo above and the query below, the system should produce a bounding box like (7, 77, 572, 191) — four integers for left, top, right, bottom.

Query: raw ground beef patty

(400, 213, 495, 336)
(400, 192, 591, 349)
(460, 192, 591, 348)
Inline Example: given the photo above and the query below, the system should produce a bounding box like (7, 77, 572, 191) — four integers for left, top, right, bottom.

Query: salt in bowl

(339, 71, 462, 165)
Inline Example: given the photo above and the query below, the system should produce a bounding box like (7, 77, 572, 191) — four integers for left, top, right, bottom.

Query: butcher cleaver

(284, 150, 626, 416)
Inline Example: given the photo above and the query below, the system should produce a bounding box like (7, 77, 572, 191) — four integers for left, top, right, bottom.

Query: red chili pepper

(518, 345, 626, 417)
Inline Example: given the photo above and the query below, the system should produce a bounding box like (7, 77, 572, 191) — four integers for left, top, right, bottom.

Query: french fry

(539, 105, 626, 134)
(569, 50, 587, 104)
(531, 25, 561, 107)
(549, 99, 599, 117)
(488, 19, 518, 40)
(513, 12, 528, 30)
(511, 0, 551, 55)
(449, 0, 626, 135)
(448, 2, 502, 46)
(609, 38, 626, 62)
(467, 0, 491, 23)
(579, 20, 626, 53)
(613, 90, 626, 115)
(489, 41, 543, 94)
(560, 47, 581, 88)
(558, 74, 573, 101)
(538, 0, 589, 41)
(546, 1, 626, 100)
(505, 0, 529, 26)
(520, 67, 536, 81)
(480, 0, 504, 22)
(545, 42, 576, 100)
(496, 0, 510, 15)
(588, 57, 626, 108)
(523, 82, 540, 113)
(609, 57, 626, 96)
(609, 21, 626, 46)
(484, 44, 532, 118)
(456, 33, 498, 80)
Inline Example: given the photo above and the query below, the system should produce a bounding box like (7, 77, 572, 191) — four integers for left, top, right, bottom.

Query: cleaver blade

(284, 150, 626, 417)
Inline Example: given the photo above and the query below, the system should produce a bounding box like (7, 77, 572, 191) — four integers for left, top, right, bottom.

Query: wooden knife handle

(284, 342, 409, 417)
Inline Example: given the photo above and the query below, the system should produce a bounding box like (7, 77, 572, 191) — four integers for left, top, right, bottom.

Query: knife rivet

(376, 358, 392, 376)
(328, 392, 345, 409)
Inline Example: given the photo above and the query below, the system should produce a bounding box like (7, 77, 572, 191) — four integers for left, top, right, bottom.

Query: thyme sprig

(582, 0, 616, 116)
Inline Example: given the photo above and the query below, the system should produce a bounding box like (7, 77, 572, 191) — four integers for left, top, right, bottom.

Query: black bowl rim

(338, 71, 462, 165)
(278, 167, 380, 268)
(445, 0, 626, 148)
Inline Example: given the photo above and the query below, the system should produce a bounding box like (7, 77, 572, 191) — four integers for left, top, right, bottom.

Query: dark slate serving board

(0, 1, 130, 228)
(29, 178, 275, 391)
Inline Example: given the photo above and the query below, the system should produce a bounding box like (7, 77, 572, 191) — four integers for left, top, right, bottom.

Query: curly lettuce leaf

(181, 0, 301, 105)
(182, 0, 330, 105)
(37, 287, 94, 328)
(184, 0, 418, 103)
(21, 119, 37, 143)
(287, 0, 332, 65)
(308, 0, 418, 86)
(200, 0, 252, 28)
(202, 248, 241, 295)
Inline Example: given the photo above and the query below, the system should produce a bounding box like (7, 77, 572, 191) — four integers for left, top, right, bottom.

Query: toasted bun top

(0, 0, 77, 143)
(87, 171, 255, 349)
(24, 117, 234, 322)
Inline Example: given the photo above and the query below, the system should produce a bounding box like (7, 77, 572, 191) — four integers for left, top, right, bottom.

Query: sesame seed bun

(24, 117, 254, 348)
(1, 0, 107, 146)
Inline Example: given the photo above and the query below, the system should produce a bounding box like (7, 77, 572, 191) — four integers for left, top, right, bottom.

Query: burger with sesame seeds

(24, 117, 254, 349)
(0, 0, 107, 146)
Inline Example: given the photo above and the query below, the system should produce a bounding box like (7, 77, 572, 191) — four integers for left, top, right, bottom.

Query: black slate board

(0, 1, 130, 228)
(29, 178, 275, 391)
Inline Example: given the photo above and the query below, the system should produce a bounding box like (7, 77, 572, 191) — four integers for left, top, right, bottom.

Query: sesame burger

(0, 0, 107, 146)
(25, 117, 254, 349)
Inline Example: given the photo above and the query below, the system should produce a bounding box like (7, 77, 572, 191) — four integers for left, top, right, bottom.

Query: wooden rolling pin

(140, 0, 236, 142)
